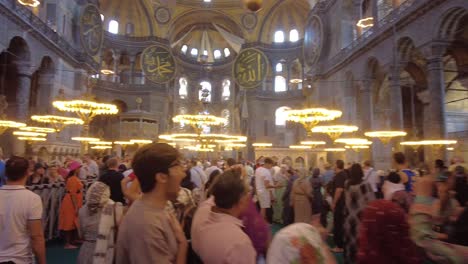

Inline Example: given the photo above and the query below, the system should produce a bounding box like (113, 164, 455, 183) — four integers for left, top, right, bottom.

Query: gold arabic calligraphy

(142, 46, 175, 83)
(234, 49, 267, 88)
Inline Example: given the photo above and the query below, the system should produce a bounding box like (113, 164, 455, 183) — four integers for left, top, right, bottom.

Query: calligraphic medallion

(79, 4, 103, 56)
(233, 48, 268, 89)
(141, 45, 176, 84)
(303, 15, 323, 67)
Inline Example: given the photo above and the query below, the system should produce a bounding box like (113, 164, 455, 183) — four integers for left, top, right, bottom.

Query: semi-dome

(99, 0, 158, 36)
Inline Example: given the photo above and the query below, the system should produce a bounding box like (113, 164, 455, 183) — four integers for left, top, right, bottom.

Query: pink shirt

(191, 197, 256, 264)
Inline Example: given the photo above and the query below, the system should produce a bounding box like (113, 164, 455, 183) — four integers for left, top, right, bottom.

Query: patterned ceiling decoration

(259, 0, 311, 43)
(99, 0, 158, 36)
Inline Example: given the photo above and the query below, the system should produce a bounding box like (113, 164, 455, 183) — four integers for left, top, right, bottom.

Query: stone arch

(436, 7, 468, 40)
(30, 56, 56, 114)
(397, 37, 416, 62)
(282, 156, 293, 167)
(111, 99, 128, 113)
(289, 59, 303, 90)
(294, 156, 305, 168)
(8, 36, 31, 62)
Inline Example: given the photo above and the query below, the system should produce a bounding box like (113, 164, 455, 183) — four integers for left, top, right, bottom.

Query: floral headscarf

(267, 223, 335, 264)
(85, 181, 111, 215)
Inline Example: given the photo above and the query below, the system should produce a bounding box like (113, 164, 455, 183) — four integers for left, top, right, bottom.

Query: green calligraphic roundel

(141, 45, 176, 84)
(233, 48, 268, 89)
(79, 4, 103, 56)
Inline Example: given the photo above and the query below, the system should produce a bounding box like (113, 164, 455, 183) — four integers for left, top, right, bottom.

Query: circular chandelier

(335, 138, 373, 145)
(0, 120, 27, 134)
(17, 136, 46, 142)
(31, 115, 84, 132)
(401, 140, 457, 148)
(172, 114, 227, 127)
(130, 139, 153, 145)
(365, 131, 407, 144)
(13, 131, 47, 137)
(183, 145, 215, 152)
(114, 141, 135, 145)
(300, 141, 326, 147)
(19, 126, 56, 133)
(284, 108, 342, 135)
(71, 137, 100, 142)
(53, 100, 119, 117)
(311, 125, 359, 140)
(324, 148, 346, 152)
(345, 145, 370, 149)
(252, 143, 273, 148)
(89, 141, 113, 145)
(91, 145, 112, 150)
(160, 133, 247, 144)
(17, 0, 40, 7)
(289, 145, 312, 149)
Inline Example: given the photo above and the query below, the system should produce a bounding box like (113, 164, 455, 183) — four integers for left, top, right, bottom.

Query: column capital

(421, 41, 449, 61)
(15, 61, 32, 77)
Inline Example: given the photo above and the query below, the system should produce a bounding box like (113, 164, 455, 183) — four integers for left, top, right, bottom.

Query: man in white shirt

(190, 159, 208, 189)
(362, 160, 379, 197)
(0, 156, 46, 264)
(255, 157, 275, 222)
(83, 154, 99, 178)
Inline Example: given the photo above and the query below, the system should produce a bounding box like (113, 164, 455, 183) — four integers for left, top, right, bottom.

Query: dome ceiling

(99, 0, 158, 36)
(98, 0, 313, 43)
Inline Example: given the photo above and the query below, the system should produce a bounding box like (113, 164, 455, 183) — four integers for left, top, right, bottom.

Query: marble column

(388, 64, 404, 130)
(37, 73, 55, 113)
(112, 51, 121, 83)
(425, 56, 447, 139)
(13, 63, 31, 156)
(423, 45, 448, 162)
(129, 54, 136, 85)
(359, 80, 374, 131)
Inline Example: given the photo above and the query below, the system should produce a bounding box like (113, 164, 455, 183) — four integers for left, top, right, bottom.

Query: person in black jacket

(99, 157, 125, 204)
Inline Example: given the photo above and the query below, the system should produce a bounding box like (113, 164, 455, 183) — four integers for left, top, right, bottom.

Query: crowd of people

(0, 144, 467, 264)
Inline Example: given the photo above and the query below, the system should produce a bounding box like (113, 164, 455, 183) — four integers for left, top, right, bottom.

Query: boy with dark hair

(0, 156, 46, 264)
(116, 143, 188, 264)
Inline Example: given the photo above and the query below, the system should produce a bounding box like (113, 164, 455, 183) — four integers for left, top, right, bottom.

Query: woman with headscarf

(267, 223, 336, 264)
(59, 161, 84, 249)
(291, 168, 313, 223)
(272, 164, 288, 224)
(77, 181, 123, 264)
(343, 163, 375, 264)
(357, 200, 422, 264)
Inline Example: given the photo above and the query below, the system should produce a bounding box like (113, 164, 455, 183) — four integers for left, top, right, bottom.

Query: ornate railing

(0, 0, 98, 70)
(315, 0, 430, 75)
(26, 180, 96, 240)
(93, 79, 168, 92)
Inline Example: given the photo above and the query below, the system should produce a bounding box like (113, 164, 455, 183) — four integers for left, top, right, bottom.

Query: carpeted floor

(46, 225, 343, 264)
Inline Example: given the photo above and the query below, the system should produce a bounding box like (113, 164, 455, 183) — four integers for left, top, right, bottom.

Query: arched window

(289, 29, 299, 42)
(275, 106, 291, 126)
(181, 45, 188, 54)
(224, 48, 231, 57)
(191, 48, 198, 56)
(214, 50, 221, 59)
(108, 20, 119, 34)
(222, 79, 231, 100)
(100, 14, 104, 21)
(179, 77, 188, 99)
(275, 63, 283, 72)
(199, 81, 212, 103)
(274, 30, 285, 43)
(275, 76, 287, 92)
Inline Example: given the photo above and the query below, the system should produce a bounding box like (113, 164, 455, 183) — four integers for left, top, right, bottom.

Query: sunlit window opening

(108, 20, 119, 34)
(275, 106, 291, 126)
(274, 30, 285, 43)
(222, 79, 231, 100)
(224, 48, 231, 57)
(275, 76, 287, 92)
(214, 50, 222, 59)
(289, 29, 299, 42)
(179, 77, 188, 99)
(181, 45, 188, 54)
